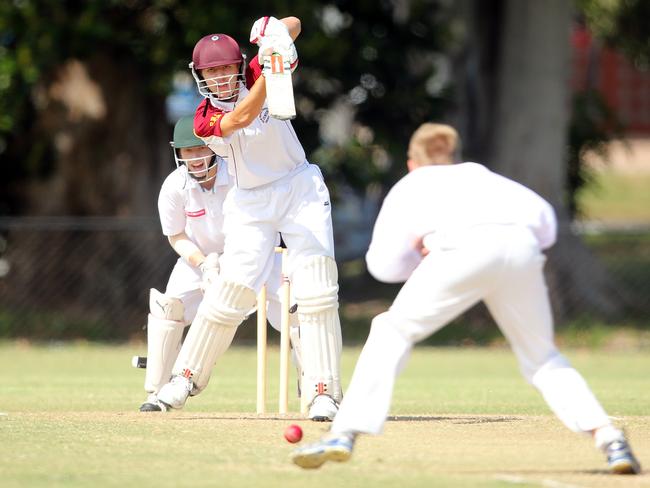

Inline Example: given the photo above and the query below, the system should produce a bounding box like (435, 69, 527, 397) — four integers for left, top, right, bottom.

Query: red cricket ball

(284, 424, 303, 443)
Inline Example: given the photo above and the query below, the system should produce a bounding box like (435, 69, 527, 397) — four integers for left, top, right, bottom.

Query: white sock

(594, 424, 624, 450)
(329, 429, 357, 441)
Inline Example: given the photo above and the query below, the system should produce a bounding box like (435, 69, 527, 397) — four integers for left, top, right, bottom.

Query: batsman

(157, 15, 343, 421)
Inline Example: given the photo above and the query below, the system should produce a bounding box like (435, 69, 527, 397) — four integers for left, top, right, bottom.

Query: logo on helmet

(211, 35, 220, 41)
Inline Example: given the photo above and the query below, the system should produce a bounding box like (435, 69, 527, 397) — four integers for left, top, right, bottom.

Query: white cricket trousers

(219, 163, 335, 289)
(332, 225, 611, 435)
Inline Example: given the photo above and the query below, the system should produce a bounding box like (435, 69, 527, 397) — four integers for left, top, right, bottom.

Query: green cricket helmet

(170, 115, 218, 182)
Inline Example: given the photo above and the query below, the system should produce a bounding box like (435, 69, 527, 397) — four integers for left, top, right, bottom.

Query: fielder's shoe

(308, 394, 339, 422)
(139, 393, 168, 412)
(604, 438, 641, 474)
(290, 432, 355, 469)
(157, 375, 193, 410)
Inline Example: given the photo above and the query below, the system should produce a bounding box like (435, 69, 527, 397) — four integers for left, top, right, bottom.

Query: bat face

(263, 54, 296, 121)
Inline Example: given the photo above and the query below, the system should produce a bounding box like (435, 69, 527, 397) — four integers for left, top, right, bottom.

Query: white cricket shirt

(196, 86, 307, 189)
(366, 163, 558, 283)
(157, 161, 232, 255)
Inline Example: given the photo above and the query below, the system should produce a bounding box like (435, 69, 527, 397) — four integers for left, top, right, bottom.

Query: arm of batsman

(199, 252, 220, 290)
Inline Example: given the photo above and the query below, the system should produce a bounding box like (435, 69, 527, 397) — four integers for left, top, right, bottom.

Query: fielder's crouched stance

(157, 15, 342, 421)
(291, 124, 641, 474)
(140, 116, 298, 412)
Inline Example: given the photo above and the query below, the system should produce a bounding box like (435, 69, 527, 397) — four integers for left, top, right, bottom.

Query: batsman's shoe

(139, 393, 169, 412)
(157, 375, 193, 410)
(290, 433, 355, 469)
(604, 438, 641, 474)
(308, 394, 339, 422)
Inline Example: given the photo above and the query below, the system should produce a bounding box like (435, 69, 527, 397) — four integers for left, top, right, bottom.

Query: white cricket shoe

(308, 394, 339, 422)
(291, 432, 355, 469)
(157, 375, 193, 410)
(139, 393, 168, 412)
(595, 425, 641, 475)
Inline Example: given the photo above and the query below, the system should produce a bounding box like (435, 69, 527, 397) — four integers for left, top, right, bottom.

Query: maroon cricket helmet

(192, 34, 244, 70)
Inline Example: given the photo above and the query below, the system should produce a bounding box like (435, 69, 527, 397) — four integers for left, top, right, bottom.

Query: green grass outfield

(578, 170, 650, 223)
(0, 342, 648, 488)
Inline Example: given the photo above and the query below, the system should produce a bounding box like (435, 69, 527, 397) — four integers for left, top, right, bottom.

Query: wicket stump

(256, 247, 292, 414)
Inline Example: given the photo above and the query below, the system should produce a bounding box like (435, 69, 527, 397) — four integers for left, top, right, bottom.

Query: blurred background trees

(1, 0, 648, 339)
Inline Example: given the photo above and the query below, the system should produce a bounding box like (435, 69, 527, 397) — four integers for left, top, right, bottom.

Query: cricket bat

(263, 53, 296, 120)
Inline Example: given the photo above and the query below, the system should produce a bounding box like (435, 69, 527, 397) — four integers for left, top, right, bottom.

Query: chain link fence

(0, 218, 174, 340)
(0, 217, 648, 342)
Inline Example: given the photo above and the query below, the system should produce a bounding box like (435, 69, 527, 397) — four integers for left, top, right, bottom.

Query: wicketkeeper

(291, 123, 641, 474)
(157, 16, 343, 421)
(140, 115, 300, 412)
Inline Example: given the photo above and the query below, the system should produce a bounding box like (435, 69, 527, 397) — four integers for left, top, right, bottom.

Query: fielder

(157, 16, 343, 421)
(140, 115, 300, 412)
(291, 123, 641, 474)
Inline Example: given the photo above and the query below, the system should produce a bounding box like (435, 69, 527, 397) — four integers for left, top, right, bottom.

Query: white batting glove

(199, 252, 220, 291)
(250, 16, 298, 71)
(249, 16, 290, 46)
(259, 39, 298, 73)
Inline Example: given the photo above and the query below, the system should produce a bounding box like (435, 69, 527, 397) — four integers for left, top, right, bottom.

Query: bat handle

(131, 355, 147, 369)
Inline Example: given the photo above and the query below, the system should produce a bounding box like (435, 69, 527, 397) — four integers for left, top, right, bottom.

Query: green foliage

(0, 308, 112, 341)
(293, 1, 452, 187)
(566, 89, 622, 218)
(568, 0, 649, 218)
(577, 0, 650, 69)
(0, 0, 452, 210)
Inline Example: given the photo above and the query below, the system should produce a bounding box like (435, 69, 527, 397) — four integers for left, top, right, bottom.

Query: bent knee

(199, 278, 257, 327)
(292, 256, 339, 314)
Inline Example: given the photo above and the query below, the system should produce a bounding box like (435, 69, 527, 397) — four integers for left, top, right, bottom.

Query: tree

(449, 0, 631, 320)
(0, 0, 451, 338)
(578, 0, 650, 70)
(0, 1, 451, 216)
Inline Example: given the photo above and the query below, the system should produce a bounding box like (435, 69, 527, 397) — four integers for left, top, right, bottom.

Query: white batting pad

(144, 291, 186, 393)
(292, 256, 343, 406)
(144, 316, 185, 394)
(171, 279, 256, 392)
(532, 353, 610, 432)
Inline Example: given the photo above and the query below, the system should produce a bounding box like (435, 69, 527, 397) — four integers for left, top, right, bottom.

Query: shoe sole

(139, 403, 163, 412)
(309, 415, 333, 422)
(292, 447, 351, 469)
(610, 459, 640, 475)
(158, 400, 176, 412)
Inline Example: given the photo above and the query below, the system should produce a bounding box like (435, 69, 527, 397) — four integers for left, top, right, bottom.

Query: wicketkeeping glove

(199, 252, 220, 291)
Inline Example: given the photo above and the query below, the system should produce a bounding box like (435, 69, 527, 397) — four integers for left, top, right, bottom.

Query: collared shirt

(366, 163, 558, 283)
(194, 57, 307, 189)
(157, 161, 232, 255)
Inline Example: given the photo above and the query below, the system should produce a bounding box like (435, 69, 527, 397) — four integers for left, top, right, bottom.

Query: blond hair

(407, 123, 459, 167)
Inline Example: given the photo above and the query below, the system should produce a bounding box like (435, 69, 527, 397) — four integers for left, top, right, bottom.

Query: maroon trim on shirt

(246, 56, 263, 88)
(185, 209, 206, 217)
(194, 99, 226, 138)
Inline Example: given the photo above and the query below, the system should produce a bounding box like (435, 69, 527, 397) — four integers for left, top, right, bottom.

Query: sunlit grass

(0, 342, 648, 487)
(578, 170, 650, 222)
